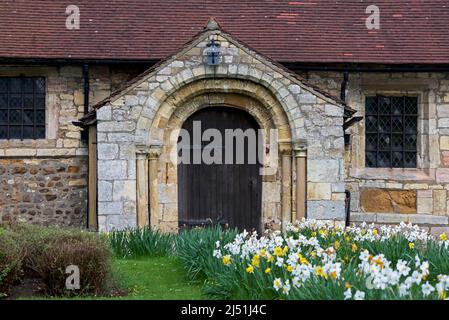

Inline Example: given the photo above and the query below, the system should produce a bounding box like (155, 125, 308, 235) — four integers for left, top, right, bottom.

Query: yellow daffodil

(409, 242, 415, 249)
(315, 266, 325, 277)
(222, 255, 231, 265)
(274, 246, 283, 256)
(374, 257, 384, 268)
(351, 243, 358, 252)
(345, 236, 350, 242)
(439, 291, 447, 300)
(283, 246, 289, 255)
(267, 254, 274, 263)
(440, 233, 448, 241)
(373, 229, 378, 236)
(287, 265, 293, 272)
(330, 271, 337, 279)
(299, 255, 309, 265)
(246, 265, 254, 273)
(251, 255, 260, 267)
(311, 231, 317, 237)
(334, 240, 340, 250)
(260, 248, 267, 257)
(265, 267, 271, 274)
(345, 282, 352, 289)
(310, 250, 317, 258)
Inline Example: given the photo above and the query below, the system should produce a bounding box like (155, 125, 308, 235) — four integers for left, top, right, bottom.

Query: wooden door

(178, 107, 262, 232)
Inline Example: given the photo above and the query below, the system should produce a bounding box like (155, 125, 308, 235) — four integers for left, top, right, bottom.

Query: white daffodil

(354, 290, 365, 300)
(273, 278, 282, 291)
(422, 282, 435, 297)
(344, 288, 352, 300)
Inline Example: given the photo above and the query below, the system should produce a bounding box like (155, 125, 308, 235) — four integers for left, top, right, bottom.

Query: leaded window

(0, 77, 46, 139)
(365, 96, 418, 168)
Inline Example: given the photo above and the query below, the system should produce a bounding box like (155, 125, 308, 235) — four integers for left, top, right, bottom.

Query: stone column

(136, 152, 149, 229)
(280, 142, 292, 232)
(294, 145, 307, 222)
(148, 145, 162, 229)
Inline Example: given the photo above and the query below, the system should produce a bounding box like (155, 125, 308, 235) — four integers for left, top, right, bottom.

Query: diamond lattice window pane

(10, 78, 22, 93)
(36, 110, 45, 125)
(392, 134, 403, 151)
(23, 126, 34, 139)
(404, 152, 417, 168)
(392, 116, 403, 133)
(34, 78, 45, 94)
(365, 151, 377, 167)
(378, 96, 390, 114)
(23, 110, 34, 125)
(9, 126, 21, 139)
(9, 109, 21, 124)
(404, 97, 418, 114)
(378, 116, 391, 132)
(379, 134, 391, 150)
(0, 79, 7, 93)
(0, 110, 8, 124)
(365, 95, 417, 168)
(365, 96, 378, 114)
(405, 134, 417, 151)
(0, 94, 7, 109)
(378, 151, 391, 167)
(366, 133, 378, 150)
(366, 116, 377, 132)
(391, 97, 403, 115)
(0, 126, 7, 139)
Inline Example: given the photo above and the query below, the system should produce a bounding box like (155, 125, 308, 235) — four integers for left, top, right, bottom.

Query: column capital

(293, 140, 307, 158)
(148, 144, 163, 160)
(278, 141, 292, 155)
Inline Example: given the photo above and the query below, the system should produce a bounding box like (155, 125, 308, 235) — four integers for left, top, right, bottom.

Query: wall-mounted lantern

(205, 39, 221, 66)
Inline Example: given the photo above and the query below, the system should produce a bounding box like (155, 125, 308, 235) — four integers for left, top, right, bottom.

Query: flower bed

(212, 220, 449, 300)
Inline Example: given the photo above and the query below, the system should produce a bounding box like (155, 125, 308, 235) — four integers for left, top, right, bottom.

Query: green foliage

(175, 226, 238, 282)
(108, 226, 175, 258)
(0, 227, 24, 296)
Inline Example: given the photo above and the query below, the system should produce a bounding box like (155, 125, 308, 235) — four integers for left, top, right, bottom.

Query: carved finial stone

(205, 17, 221, 31)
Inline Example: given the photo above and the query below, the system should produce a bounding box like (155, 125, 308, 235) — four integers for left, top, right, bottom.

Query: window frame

(0, 76, 46, 140)
(364, 95, 419, 168)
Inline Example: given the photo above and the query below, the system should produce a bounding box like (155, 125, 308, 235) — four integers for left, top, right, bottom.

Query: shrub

(0, 227, 23, 296)
(4, 223, 113, 297)
(109, 226, 175, 258)
(34, 237, 111, 296)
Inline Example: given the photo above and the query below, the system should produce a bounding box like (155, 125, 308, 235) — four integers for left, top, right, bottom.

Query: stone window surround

(348, 79, 436, 182)
(0, 66, 85, 158)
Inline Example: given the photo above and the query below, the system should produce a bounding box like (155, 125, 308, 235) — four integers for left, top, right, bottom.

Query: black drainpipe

(81, 64, 89, 141)
(341, 71, 351, 227)
(345, 190, 351, 227)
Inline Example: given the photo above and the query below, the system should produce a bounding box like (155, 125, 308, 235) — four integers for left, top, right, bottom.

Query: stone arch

(151, 78, 292, 144)
(137, 77, 297, 232)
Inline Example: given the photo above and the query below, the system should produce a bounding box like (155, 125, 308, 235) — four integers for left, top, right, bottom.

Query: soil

(2, 277, 46, 300)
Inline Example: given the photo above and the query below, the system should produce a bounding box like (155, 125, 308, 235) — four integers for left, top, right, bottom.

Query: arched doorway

(177, 106, 262, 232)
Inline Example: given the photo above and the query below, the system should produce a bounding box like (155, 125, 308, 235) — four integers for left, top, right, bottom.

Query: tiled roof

(1, 0, 449, 64)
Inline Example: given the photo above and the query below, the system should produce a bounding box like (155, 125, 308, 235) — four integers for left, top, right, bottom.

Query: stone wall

(0, 157, 87, 226)
(0, 64, 144, 226)
(301, 71, 449, 235)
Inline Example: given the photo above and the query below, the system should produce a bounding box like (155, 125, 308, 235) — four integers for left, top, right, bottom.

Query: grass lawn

(113, 257, 204, 300)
